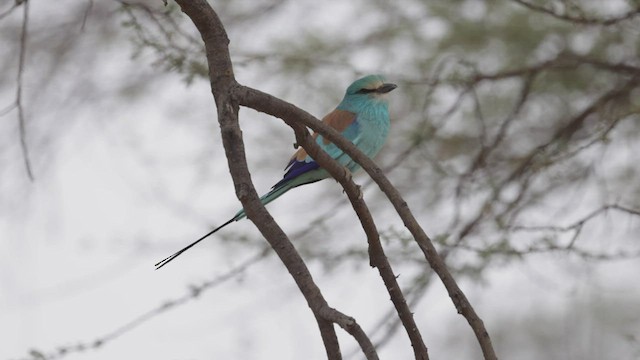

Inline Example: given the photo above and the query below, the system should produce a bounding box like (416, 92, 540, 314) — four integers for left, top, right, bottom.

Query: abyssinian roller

(155, 75, 397, 269)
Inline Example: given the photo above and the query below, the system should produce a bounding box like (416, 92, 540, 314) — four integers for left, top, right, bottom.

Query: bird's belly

(362, 118, 390, 155)
(346, 121, 389, 171)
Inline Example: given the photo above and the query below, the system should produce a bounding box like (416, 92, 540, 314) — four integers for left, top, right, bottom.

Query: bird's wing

(272, 109, 358, 190)
(290, 109, 357, 162)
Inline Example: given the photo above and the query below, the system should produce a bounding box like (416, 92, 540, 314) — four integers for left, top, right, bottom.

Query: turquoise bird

(155, 75, 397, 269)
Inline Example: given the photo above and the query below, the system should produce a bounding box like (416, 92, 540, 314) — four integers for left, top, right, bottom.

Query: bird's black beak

(377, 83, 398, 94)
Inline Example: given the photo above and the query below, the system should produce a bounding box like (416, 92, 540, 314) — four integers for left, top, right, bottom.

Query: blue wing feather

(273, 159, 320, 189)
(273, 118, 361, 190)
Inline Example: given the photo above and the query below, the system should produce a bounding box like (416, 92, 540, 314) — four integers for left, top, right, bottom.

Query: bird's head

(344, 74, 397, 101)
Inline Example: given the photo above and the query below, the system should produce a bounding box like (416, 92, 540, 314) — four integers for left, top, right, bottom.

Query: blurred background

(1, 0, 639, 359)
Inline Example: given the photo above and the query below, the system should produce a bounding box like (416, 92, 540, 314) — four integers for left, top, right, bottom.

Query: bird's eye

(356, 88, 376, 94)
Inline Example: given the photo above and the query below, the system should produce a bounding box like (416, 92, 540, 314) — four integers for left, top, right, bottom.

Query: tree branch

(17, 248, 271, 360)
(509, 204, 640, 233)
(511, 0, 640, 26)
(261, 92, 429, 359)
(173, 1, 378, 359)
(470, 54, 640, 83)
(0, 1, 19, 21)
(501, 75, 640, 186)
(17, 0, 34, 181)
(232, 87, 497, 359)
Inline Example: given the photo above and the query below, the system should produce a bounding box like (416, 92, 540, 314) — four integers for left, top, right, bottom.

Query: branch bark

(174, 1, 497, 359)
(235, 86, 497, 360)
(237, 86, 429, 359)
(173, 1, 377, 359)
(232, 87, 498, 359)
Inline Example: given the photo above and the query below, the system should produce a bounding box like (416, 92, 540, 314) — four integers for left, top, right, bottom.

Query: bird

(155, 74, 397, 269)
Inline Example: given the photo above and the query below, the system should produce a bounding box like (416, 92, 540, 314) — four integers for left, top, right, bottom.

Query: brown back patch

(291, 109, 356, 162)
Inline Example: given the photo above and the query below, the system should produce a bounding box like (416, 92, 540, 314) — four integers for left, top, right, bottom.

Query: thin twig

(470, 54, 640, 83)
(453, 241, 640, 261)
(0, 2, 18, 20)
(511, 0, 640, 26)
(509, 204, 640, 233)
(80, 0, 93, 31)
(0, 102, 18, 116)
(17, 0, 34, 181)
(17, 249, 271, 360)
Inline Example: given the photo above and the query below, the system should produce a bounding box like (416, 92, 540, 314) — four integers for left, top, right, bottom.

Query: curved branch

(233, 86, 497, 359)
(290, 114, 429, 359)
(173, 1, 377, 359)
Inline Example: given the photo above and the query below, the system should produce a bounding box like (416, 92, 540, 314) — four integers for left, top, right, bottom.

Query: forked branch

(174, 1, 376, 359)
(174, 0, 496, 359)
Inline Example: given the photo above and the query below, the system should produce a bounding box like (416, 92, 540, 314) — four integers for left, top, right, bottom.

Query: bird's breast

(356, 105, 391, 158)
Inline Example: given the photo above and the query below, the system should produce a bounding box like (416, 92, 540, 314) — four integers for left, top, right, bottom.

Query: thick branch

(289, 112, 428, 359)
(234, 86, 497, 359)
(173, 1, 378, 359)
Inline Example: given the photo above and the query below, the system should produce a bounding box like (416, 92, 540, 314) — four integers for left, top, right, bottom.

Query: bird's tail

(154, 217, 237, 270)
(232, 182, 298, 220)
(155, 180, 310, 270)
